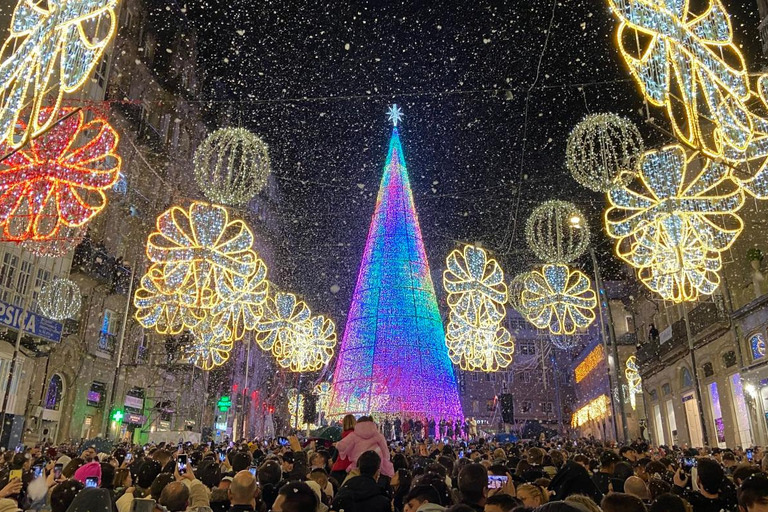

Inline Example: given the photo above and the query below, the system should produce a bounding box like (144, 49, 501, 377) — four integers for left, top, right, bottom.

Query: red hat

(73, 461, 102, 487)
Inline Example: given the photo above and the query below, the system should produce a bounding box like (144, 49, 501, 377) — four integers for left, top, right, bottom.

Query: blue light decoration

(327, 106, 463, 420)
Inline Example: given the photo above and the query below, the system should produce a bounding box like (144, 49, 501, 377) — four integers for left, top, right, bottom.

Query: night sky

(162, 0, 765, 326)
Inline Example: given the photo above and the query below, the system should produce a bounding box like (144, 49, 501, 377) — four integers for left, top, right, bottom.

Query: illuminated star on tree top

(387, 104, 403, 126)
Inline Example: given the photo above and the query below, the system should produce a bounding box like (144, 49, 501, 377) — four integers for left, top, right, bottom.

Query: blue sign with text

(0, 300, 63, 343)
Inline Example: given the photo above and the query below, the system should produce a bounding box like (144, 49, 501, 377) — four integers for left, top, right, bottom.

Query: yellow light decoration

(146, 202, 259, 309)
(185, 316, 233, 371)
(210, 260, 269, 340)
(445, 308, 515, 372)
(521, 264, 597, 335)
(571, 394, 609, 428)
(133, 263, 203, 335)
(314, 382, 331, 416)
(443, 245, 507, 316)
(625, 355, 642, 409)
(525, 201, 591, 264)
(574, 344, 604, 384)
(0, 0, 119, 148)
(287, 388, 314, 430)
(605, 145, 743, 302)
(509, 272, 534, 318)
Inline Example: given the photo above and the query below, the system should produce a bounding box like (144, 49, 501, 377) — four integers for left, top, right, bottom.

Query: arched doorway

(41, 374, 65, 443)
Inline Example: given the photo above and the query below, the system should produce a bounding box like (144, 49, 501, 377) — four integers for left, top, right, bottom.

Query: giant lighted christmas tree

(328, 105, 463, 420)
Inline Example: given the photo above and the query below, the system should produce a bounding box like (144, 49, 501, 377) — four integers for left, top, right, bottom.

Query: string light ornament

(574, 344, 604, 383)
(134, 264, 203, 335)
(22, 226, 85, 257)
(525, 201, 590, 264)
(521, 264, 597, 335)
(445, 308, 515, 371)
(314, 382, 332, 416)
(566, 113, 644, 192)
(0, 108, 121, 242)
(548, 333, 581, 351)
(38, 278, 81, 320)
(508, 272, 534, 318)
(571, 394, 609, 428)
(193, 128, 270, 206)
(287, 388, 306, 429)
(625, 355, 642, 409)
(443, 245, 508, 316)
(186, 315, 233, 370)
(605, 145, 744, 302)
(210, 261, 269, 340)
(606, 0, 768, 198)
(0, 0, 119, 148)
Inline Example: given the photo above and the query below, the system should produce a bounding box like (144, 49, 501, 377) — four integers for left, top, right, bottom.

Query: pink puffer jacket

(335, 420, 394, 477)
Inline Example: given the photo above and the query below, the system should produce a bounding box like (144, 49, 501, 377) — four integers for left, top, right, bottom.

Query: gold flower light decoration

(210, 261, 269, 340)
(0, 0, 119, 148)
(186, 315, 234, 370)
(445, 307, 515, 372)
(521, 264, 597, 335)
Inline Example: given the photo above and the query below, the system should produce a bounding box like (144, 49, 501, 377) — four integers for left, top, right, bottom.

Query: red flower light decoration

(0, 108, 121, 241)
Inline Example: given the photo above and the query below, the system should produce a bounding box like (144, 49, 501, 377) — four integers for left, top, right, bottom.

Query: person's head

(696, 458, 724, 495)
(738, 474, 768, 512)
(601, 451, 621, 472)
(137, 459, 162, 488)
(198, 461, 222, 489)
(624, 476, 651, 501)
(73, 461, 102, 487)
(565, 495, 602, 512)
(258, 459, 282, 486)
(620, 447, 638, 462)
(153, 450, 173, 469)
(62, 457, 85, 479)
(647, 478, 671, 500)
(527, 447, 544, 465)
(601, 492, 647, 512)
(358, 450, 381, 479)
(649, 493, 687, 512)
(272, 481, 318, 512)
(150, 472, 175, 501)
(99, 462, 115, 489)
(517, 483, 547, 508)
(280, 452, 294, 472)
(342, 414, 356, 431)
(50, 479, 84, 512)
(113, 467, 132, 489)
(733, 464, 763, 486)
(404, 484, 442, 512)
(722, 452, 736, 467)
(309, 452, 327, 470)
(573, 454, 590, 471)
(308, 468, 328, 491)
(159, 481, 190, 512)
(550, 450, 565, 469)
(231, 451, 252, 473)
(229, 470, 258, 506)
(459, 463, 488, 506)
(485, 493, 522, 512)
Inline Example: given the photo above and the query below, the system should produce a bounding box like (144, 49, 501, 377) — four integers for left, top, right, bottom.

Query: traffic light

(111, 409, 124, 423)
(217, 396, 232, 412)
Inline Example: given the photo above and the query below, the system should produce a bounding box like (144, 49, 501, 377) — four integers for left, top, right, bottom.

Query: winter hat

(74, 461, 102, 487)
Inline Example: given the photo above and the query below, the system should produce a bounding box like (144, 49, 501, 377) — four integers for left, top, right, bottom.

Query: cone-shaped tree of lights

(327, 105, 463, 420)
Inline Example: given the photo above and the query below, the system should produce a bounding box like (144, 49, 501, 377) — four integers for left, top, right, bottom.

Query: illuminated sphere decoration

(566, 113, 644, 192)
(38, 278, 81, 321)
(0, 0, 119, 148)
(193, 128, 270, 206)
(508, 272, 534, 317)
(525, 200, 590, 264)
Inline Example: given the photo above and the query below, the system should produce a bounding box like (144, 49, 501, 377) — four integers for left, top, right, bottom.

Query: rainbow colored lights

(327, 111, 463, 420)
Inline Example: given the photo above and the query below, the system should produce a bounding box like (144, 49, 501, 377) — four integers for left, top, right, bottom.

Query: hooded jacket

(336, 421, 394, 477)
(66, 488, 115, 512)
(331, 475, 389, 512)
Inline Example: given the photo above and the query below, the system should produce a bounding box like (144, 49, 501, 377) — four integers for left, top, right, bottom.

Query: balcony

(97, 331, 117, 355)
(72, 239, 132, 294)
(636, 339, 660, 370)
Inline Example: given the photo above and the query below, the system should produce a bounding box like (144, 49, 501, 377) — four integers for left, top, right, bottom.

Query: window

(32, 268, 51, 312)
(519, 341, 536, 356)
(87, 382, 106, 408)
(485, 373, 491, 381)
(98, 310, 120, 354)
(45, 375, 63, 411)
(521, 401, 532, 413)
(506, 372, 514, 384)
(0, 252, 18, 294)
(662, 383, 672, 396)
(545, 402, 554, 413)
(681, 368, 694, 388)
(472, 373, 478, 382)
(160, 113, 171, 143)
(626, 315, 635, 332)
(519, 371, 531, 384)
(703, 362, 715, 378)
(722, 351, 737, 368)
(750, 334, 766, 361)
(95, 54, 109, 88)
(15, 259, 31, 298)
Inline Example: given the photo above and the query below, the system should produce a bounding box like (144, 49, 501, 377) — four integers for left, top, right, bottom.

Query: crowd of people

(0, 414, 766, 512)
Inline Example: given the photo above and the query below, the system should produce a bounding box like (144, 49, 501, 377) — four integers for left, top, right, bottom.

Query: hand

(489, 473, 516, 497)
(288, 436, 302, 452)
(673, 468, 688, 487)
(0, 479, 22, 498)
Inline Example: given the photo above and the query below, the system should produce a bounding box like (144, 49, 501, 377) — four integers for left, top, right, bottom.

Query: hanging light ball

(22, 226, 85, 258)
(525, 200, 590, 264)
(38, 278, 81, 320)
(548, 333, 582, 351)
(508, 272, 534, 317)
(193, 127, 270, 206)
(566, 113, 644, 192)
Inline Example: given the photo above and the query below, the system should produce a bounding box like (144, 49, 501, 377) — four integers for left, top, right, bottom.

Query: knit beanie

(73, 461, 102, 487)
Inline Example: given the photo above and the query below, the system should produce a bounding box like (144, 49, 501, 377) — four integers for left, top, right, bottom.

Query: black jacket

(549, 460, 603, 502)
(673, 486, 737, 512)
(332, 475, 390, 512)
(591, 471, 612, 495)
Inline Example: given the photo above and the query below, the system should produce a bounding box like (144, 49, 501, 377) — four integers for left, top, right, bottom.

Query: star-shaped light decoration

(387, 104, 403, 127)
(0, 0, 119, 148)
(521, 264, 597, 335)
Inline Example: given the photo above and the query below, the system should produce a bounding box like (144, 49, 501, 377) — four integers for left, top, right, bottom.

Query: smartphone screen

(488, 475, 508, 489)
(125, 453, 133, 462)
(177, 454, 187, 473)
(218, 452, 226, 462)
(746, 449, 753, 461)
(54, 463, 63, 480)
(459, 450, 464, 458)
(249, 466, 257, 476)
(33, 465, 44, 479)
(131, 498, 157, 512)
(85, 477, 99, 488)
(277, 437, 289, 446)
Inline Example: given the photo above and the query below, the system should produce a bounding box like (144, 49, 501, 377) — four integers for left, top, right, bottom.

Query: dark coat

(331, 475, 390, 512)
(549, 460, 603, 502)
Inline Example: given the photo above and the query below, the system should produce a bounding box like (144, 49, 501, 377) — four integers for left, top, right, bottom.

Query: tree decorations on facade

(193, 128, 271, 206)
(605, 0, 768, 199)
(574, 344, 604, 384)
(625, 355, 642, 410)
(442, 245, 514, 372)
(521, 264, 597, 335)
(0, 0, 119, 148)
(566, 113, 644, 192)
(0, 107, 121, 242)
(525, 200, 590, 264)
(548, 333, 581, 351)
(38, 278, 81, 321)
(605, 145, 744, 302)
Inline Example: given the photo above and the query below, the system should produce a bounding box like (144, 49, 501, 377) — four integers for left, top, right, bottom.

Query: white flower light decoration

(521, 264, 597, 335)
(625, 355, 642, 409)
(0, 0, 119, 148)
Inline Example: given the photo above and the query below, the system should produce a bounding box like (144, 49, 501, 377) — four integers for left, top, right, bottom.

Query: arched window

(750, 334, 766, 361)
(681, 367, 694, 389)
(45, 375, 63, 411)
